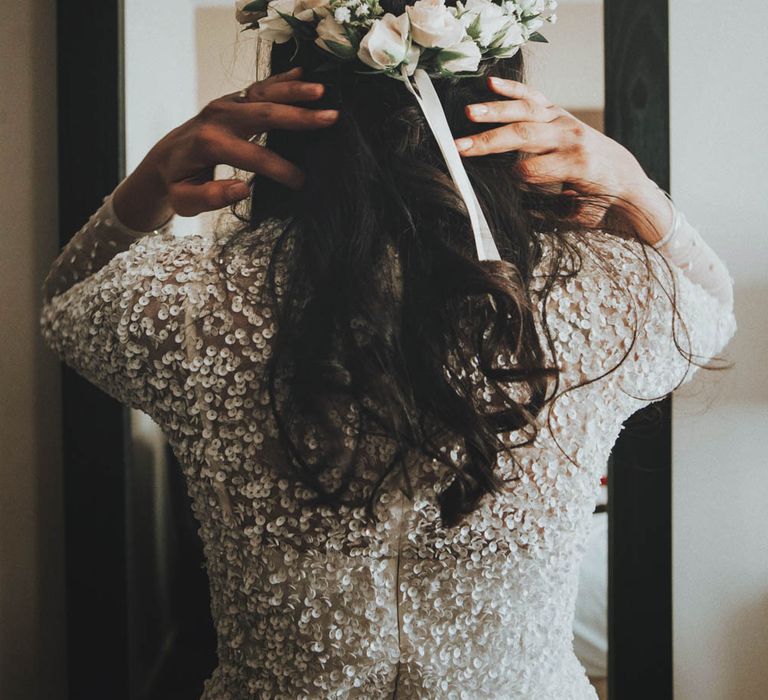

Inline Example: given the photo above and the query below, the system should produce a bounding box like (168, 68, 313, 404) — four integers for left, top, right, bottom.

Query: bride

(41, 0, 735, 697)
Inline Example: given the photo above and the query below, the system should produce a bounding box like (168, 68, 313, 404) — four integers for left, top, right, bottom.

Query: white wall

(524, 0, 604, 111)
(670, 1, 768, 698)
(0, 0, 66, 698)
(124, 0, 260, 235)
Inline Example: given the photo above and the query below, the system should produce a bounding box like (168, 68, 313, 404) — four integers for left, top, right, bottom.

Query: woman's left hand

(455, 77, 673, 241)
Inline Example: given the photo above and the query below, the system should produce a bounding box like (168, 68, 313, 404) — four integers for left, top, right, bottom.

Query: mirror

(123, 3, 611, 697)
(57, 1, 672, 698)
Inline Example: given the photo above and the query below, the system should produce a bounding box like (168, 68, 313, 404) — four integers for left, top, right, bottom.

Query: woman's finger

(456, 121, 564, 156)
(244, 67, 304, 91)
(219, 80, 324, 107)
(218, 68, 307, 105)
(168, 178, 251, 217)
(209, 101, 339, 137)
(244, 79, 325, 104)
(486, 77, 553, 107)
(465, 99, 559, 124)
(195, 131, 305, 189)
(261, 66, 303, 84)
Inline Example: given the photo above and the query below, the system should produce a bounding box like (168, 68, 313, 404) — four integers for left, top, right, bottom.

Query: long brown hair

(224, 26, 681, 527)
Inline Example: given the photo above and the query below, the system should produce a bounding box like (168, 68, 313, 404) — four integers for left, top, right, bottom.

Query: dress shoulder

(533, 230, 736, 416)
(40, 230, 220, 419)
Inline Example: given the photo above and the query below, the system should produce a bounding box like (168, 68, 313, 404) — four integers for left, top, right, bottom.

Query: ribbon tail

(402, 68, 501, 262)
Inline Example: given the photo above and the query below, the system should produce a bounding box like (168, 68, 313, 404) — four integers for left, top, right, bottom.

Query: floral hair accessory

(235, 0, 556, 260)
(236, 0, 556, 77)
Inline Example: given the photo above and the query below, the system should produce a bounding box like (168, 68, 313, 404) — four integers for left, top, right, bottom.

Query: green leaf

(323, 39, 356, 59)
(353, 67, 390, 76)
(528, 31, 548, 43)
(275, 9, 314, 35)
(466, 13, 482, 40)
(419, 47, 442, 61)
(436, 49, 470, 63)
(343, 25, 362, 50)
(243, 0, 269, 12)
(483, 46, 519, 58)
(488, 25, 512, 48)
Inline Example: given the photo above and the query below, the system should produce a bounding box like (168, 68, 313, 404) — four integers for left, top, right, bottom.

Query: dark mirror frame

(56, 1, 673, 698)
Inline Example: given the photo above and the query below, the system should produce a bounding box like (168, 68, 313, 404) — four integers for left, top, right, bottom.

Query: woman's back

(40, 206, 735, 698)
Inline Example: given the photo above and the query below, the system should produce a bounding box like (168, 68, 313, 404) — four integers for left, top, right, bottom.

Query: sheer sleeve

(652, 207, 734, 308)
(42, 187, 174, 301)
(40, 190, 220, 423)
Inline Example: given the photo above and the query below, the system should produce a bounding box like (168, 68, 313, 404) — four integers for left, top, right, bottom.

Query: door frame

(605, 2, 674, 699)
(57, 0, 130, 696)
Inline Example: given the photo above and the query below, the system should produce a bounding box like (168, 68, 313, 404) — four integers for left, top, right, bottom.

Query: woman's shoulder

(529, 226, 736, 406)
(530, 228, 665, 300)
(534, 227, 657, 270)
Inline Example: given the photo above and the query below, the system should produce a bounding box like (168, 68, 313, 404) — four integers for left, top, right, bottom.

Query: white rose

(436, 36, 481, 73)
(315, 17, 356, 58)
(517, 0, 546, 15)
(295, 0, 330, 19)
(407, 0, 466, 49)
(258, 0, 298, 43)
(236, 0, 267, 24)
(457, 0, 509, 49)
(490, 19, 525, 55)
(258, 0, 329, 43)
(358, 13, 420, 73)
(522, 16, 544, 35)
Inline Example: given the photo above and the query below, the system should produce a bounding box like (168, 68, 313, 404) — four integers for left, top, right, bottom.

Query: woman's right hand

(112, 67, 339, 232)
(456, 77, 673, 243)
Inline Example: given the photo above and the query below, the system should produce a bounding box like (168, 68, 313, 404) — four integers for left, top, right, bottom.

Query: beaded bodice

(40, 194, 735, 699)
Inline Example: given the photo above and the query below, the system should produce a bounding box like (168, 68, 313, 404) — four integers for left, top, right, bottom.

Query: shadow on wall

(726, 592, 768, 698)
(0, 0, 65, 698)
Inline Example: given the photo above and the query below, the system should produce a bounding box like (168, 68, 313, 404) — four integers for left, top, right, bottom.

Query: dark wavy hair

(222, 18, 681, 527)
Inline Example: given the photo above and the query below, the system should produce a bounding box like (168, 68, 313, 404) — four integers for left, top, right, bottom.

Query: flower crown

(235, 0, 556, 262)
(236, 0, 556, 79)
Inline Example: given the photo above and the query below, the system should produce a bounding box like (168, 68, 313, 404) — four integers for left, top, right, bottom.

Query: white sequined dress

(40, 188, 736, 699)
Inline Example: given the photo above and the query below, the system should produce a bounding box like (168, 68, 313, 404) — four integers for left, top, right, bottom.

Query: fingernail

(318, 110, 339, 122)
(468, 104, 488, 117)
(488, 77, 502, 88)
(455, 138, 473, 152)
(226, 182, 250, 200)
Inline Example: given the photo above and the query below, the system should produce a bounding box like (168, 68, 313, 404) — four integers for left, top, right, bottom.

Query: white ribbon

(402, 67, 501, 262)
